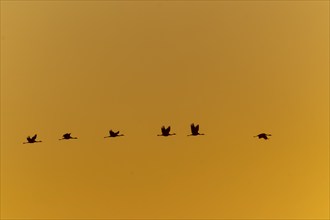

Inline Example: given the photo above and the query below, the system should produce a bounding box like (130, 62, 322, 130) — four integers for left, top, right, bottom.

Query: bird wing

(190, 123, 195, 133)
(166, 126, 171, 133)
(63, 133, 70, 138)
(258, 133, 267, 139)
(115, 131, 120, 135)
(195, 124, 200, 132)
(161, 126, 166, 134)
(31, 134, 37, 141)
(110, 130, 115, 136)
(27, 136, 31, 141)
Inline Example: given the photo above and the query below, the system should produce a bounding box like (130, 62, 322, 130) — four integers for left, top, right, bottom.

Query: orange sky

(1, 1, 329, 219)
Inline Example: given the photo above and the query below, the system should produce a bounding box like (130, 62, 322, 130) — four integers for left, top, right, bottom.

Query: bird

(59, 133, 77, 140)
(188, 123, 205, 136)
(104, 130, 124, 138)
(23, 134, 42, 144)
(254, 133, 271, 140)
(157, 126, 176, 137)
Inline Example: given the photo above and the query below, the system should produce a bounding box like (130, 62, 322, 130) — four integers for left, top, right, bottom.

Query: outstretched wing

(110, 130, 116, 136)
(161, 126, 166, 134)
(195, 124, 200, 132)
(258, 133, 268, 139)
(115, 131, 120, 135)
(165, 126, 171, 134)
(27, 136, 31, 141)
(190, 123, 195, 133)
(31, 134, 37, 141)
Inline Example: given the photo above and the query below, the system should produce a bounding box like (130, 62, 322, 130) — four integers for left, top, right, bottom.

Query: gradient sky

(1, 1, 329, 219)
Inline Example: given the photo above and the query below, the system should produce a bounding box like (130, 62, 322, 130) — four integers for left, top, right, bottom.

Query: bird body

(23, 134, 42, 144)
(104, 130, 124, 138)
(254, 133, 271, 140)
(59, 133, 77, 140)
(158, 126, 176, 137)
(188, 123, 204, 136)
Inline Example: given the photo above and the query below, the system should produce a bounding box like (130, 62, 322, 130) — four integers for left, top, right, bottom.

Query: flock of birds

(23, 123, 272, 144)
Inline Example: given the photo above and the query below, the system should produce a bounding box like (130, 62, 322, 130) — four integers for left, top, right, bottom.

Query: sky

(1, 1, 329, 219)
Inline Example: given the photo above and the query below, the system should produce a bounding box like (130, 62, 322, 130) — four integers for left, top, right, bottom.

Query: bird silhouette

(104, 130, 124, 138)
(188, 123, 205, 136)
(59, 133, 77, 140)
(254, 133, 271, 140)
(23, 134, 42, 144)
(157, 126, 176, 137)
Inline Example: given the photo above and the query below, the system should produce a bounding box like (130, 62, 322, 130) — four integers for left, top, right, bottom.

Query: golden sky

(1, 1, 329, 219)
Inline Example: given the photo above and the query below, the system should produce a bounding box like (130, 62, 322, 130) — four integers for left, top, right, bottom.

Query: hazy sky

(1, 1, 329, 219)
